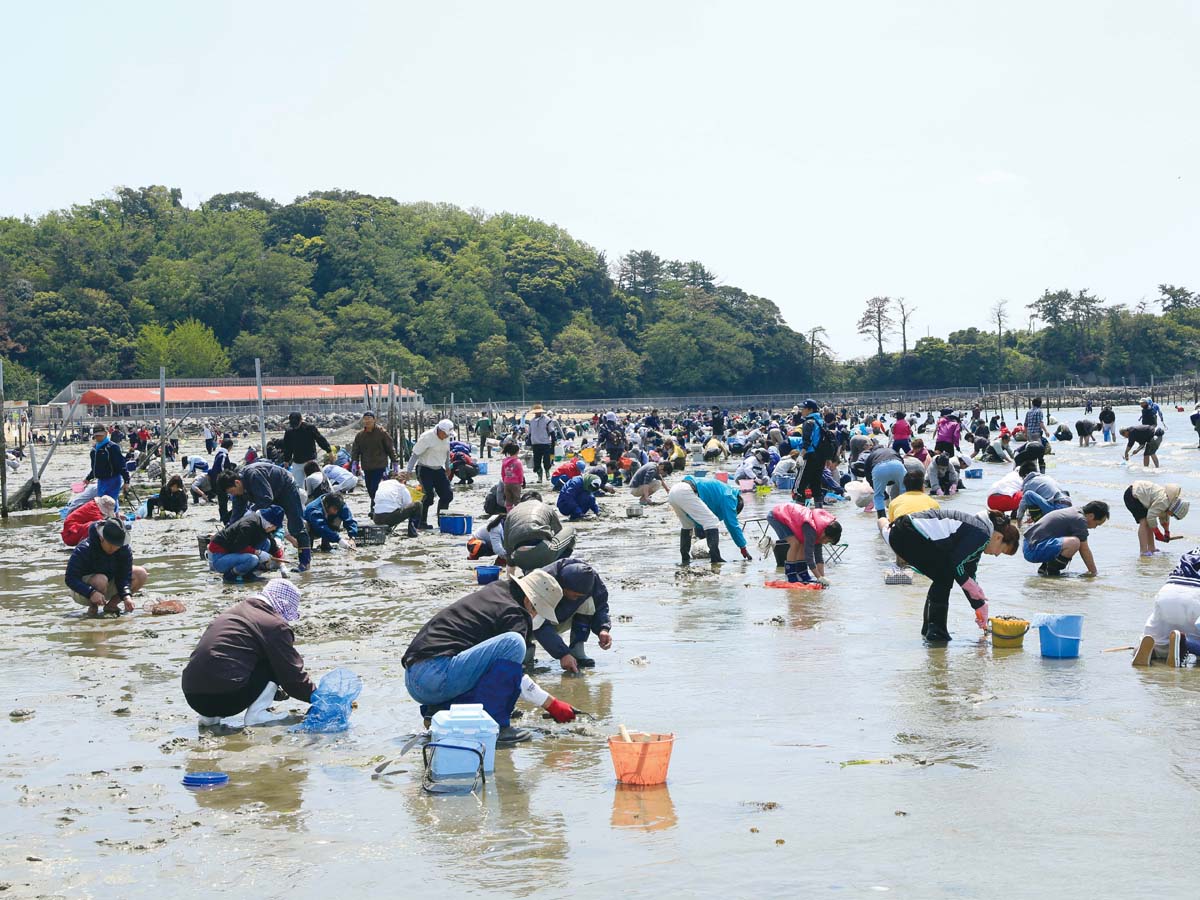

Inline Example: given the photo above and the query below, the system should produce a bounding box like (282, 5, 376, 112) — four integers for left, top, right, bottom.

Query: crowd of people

(49, 392, 1200, 736)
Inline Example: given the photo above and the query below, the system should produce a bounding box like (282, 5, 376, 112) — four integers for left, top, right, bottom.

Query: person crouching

(182, 580, 314, 728)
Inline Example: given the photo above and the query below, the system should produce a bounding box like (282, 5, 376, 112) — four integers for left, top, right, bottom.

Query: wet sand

(3, 408, 1200, 897)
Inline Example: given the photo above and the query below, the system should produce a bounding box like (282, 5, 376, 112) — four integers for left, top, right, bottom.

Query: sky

(2, 0, 1199, 358)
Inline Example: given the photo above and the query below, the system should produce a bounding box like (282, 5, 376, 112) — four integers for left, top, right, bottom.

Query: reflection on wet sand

(611, 783, 677, 832)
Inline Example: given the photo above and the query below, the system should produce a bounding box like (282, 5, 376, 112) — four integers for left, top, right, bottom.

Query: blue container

(439, 514, 473, 535)
(475, 564, 501, 584)
(1038, 614, 1083, 658)
(691, 468, 708, 477)
(773, 474, 796, 491)
(477, 462, 489, 475)
(430, 704, 498, 775)
(183, 771, 229, 789)
(965, 468, 983, 479)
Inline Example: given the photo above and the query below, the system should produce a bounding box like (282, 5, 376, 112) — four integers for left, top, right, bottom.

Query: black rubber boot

(679, 529, 692, 566)
(705, 528, 725, 563)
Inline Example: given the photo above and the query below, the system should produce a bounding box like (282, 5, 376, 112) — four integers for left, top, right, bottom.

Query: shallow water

(3, 407, 1200, 897)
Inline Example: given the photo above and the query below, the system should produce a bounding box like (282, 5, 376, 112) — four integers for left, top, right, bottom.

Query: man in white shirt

(406, 419, 455, 530)
(371, 473, 422, 537)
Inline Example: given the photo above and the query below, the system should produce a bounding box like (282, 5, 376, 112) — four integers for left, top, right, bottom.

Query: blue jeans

(1023, 493, 1068, 516)
(404, 632, 526, 706)
(209, 551, 260, 576)
(872, 459, 907, 513)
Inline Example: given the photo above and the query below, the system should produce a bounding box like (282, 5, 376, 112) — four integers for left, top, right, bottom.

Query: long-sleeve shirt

(303, 496, 359, 541)
(65, 522, 133, 600)
(530, 558, 611, 658)
(351, 427, 397, 471)
(1015, 473, 1071, 520)
(1132, 481, 1182, 521)
(280, 424, 331, 465)
(231, 461, 301, 521)
(402, 580, 532, 668)
(905, 509, 992, 594)
(208, 511, 279, 555)
(528, 414, 554, 445)
(407, 428, 451, 472)
(556, 477, 600, 519)
(373, 480, 413, 515)
(926, 463, 959, 493)
(182, 597, 315, 702)
(683, 474, 748, 548)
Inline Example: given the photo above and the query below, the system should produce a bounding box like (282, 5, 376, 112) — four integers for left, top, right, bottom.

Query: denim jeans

(871, 459, 908, 513)
(404, 632, 526, 705)
(209, 551, 260, 576)
(1023, 492, 1068, 516)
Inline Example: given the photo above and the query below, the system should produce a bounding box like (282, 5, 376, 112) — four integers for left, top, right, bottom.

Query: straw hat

(531, 403, 545, 414)
(514, 569, 562, 623)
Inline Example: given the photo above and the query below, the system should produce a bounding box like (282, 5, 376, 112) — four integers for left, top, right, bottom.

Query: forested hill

(0, 187, 808, 401)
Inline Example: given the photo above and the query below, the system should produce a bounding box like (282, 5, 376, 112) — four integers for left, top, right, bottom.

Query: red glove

(740, 546, 752, 560)
(545, 698, 576, 724)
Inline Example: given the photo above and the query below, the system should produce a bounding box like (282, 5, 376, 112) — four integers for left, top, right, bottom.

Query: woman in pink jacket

(766, 503, 843, 584)
(933, 409, 962, 455)
(891, 412, 913, 454)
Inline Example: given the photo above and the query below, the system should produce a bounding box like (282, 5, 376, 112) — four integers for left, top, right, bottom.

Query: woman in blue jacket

(666, 473, 751, 564)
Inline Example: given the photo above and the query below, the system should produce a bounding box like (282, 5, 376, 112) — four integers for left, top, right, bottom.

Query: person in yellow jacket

(888, 470, 941, 523)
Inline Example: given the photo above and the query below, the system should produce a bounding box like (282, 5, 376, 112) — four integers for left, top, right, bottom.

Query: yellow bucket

(755, 484, 772, 496)
(581, 447, 596, 464)
(410, 486, 424, 504)
(990, 616, 1030, 649)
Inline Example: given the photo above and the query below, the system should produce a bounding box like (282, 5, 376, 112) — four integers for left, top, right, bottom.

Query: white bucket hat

(513, 569, 563, 624)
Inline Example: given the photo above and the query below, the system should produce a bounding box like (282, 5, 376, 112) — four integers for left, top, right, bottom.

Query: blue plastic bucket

(965, 468, 983, 479)
(773, 475, 796, 491)
(439, 514, 473, 535)
(1038, 614, 1083, 658)
(476, 565, 501, 585)
(477, 462, 489, 475)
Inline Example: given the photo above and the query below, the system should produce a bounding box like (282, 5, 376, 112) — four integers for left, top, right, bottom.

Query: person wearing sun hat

(402, 569, 578, 743)
(407, 417, 456, 530)
(1125, 481, 1189, 556)
(182, 579, 315, 728)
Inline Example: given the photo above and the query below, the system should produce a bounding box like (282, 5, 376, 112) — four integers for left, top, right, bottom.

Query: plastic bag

(290, 667, 362, 733)
(137, 500, 149, 519)
(844, 480, 873, 508)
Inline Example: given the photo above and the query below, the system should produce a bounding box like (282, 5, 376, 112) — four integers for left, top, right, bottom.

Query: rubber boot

(679, 529, 692, 566)
(523, 644, 537, 668)
(1043, 554, 1069, 576)
(243, 680, 280, 727)
(297, 548, 312, 572)
(784, 561, 811, 584)
(705, 528, 725, 563)
(406, 520, 419, 538)
(569, 641, 596, 668)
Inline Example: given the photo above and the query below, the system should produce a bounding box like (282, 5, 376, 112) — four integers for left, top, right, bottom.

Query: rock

(8, 709, 34, 720)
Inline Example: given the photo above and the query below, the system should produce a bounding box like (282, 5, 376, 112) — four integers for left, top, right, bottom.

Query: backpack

(816, 425, 838, 460)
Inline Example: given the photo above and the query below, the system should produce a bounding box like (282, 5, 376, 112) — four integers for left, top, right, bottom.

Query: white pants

(668, 482, 719, 531)
(1144, 582, 1200, 651)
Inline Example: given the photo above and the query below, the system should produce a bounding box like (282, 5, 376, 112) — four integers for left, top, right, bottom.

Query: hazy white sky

(3, 0, 1198, 357)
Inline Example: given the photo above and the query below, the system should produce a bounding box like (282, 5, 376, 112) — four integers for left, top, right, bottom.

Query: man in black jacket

(217, 461, 313, 571)
(65, 518, 149, 615)
(281, 412, 331, 498)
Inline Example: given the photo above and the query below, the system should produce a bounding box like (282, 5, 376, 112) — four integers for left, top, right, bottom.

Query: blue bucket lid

(183, 771, 229, 788)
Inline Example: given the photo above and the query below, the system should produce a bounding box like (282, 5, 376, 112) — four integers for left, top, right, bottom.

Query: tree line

(0, 187, 807, 402)
(840, 287, 1200, 392)
(0, 185, 1195, 404)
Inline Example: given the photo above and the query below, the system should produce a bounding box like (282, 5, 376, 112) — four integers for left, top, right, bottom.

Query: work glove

(740, 546, 752, 560)
(962, 577, 987, 605)
(974, 601, 989, 631)
(545, 698, 576, 724)
(815, 576, 831, 587)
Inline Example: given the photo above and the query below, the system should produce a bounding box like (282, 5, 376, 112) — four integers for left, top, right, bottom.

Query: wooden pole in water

(254, 358, 267, 455)
(397, 374, 407, 464)
(388, 370, 396, 447)
(159, 367, 168, 502)
(0, 359, 7, 519)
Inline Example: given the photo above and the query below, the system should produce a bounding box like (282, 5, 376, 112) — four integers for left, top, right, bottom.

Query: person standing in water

(1124, 481, 1189, 556)
(1098, 404, 1117, 442)
(883, 509, 1019, 643)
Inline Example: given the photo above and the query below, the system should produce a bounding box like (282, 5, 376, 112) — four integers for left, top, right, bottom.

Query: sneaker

(222, 572, 243, 584)
(1168, 630, 1184, 667)
(497, 725, 533, 745)
(1132, 634, 1155, 667)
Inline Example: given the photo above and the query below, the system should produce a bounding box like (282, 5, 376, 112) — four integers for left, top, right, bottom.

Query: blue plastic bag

(290, 668, 362, 733)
